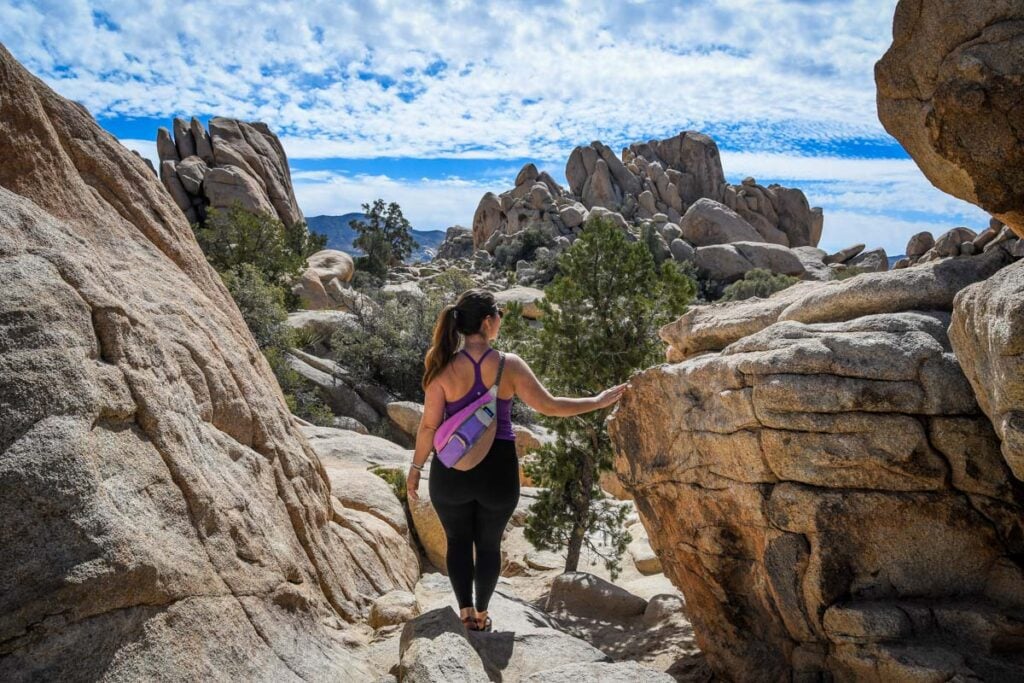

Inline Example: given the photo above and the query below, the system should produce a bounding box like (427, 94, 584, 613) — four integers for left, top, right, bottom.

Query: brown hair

(422, 288, 499, 390)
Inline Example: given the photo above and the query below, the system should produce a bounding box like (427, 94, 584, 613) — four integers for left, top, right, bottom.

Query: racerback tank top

(443, 348, 516, 442)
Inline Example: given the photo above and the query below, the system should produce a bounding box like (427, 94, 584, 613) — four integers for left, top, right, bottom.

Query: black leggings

(428, 438, 520, 611)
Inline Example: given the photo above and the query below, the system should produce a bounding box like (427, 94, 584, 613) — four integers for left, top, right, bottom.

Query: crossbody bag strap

(492, 351, 506, 390)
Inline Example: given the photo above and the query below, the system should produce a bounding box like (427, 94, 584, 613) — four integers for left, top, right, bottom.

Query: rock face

(609, 303, 1024, 680)
(660, 246, 1014, 363)
(951, 260, 1024, 481)
(692, 241, 806, 284)
(156, 116, 304, 228)
(679, 198, 765, 246)
(0, 45, 400, 679)
(876, 0, 1024, 238)
(434, 225, 475, 260)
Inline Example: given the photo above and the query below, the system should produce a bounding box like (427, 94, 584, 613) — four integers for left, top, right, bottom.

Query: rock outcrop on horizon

(472, 132, 823, 258)
(156, 116, 303, 228)
(467, 132, 875, 290)
(876, 0, 1024, 238)
(0, 45, 408, 680)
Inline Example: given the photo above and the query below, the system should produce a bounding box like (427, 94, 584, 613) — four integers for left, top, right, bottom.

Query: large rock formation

(0, 45, 406, 679)
(568, 133, 824, 248)
(876, 0, 1024, 237)
(609, 299, 1024, 680)
(156, 116, 303, 228)
(472, 132, 824, 255)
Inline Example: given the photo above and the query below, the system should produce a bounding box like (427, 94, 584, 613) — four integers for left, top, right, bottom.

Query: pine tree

(350, 199, 419, 277)
(504, 216, 695, 579)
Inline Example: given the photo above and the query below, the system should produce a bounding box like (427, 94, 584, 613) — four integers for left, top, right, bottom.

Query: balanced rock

(156, 115, 305, 229)
(876, 0, 1024, 237)
(679, 198, 765, 246)
(692, 241, 806, 283)
(307, 249, 355, 284)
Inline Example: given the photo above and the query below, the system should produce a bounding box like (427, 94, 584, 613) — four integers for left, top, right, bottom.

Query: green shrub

(194, 203, 325, 306)
(721, 268, 799, 301)
(220, 264, 290, 349)
(350, 199, 418, 277)
(330, 286, 455, 401)
(263, 347, 335, 426)
(499, 215, 696, 580)
(203, 222, 334, 426)
(370, 466, 407, 503)
(494, 237, 524, 270)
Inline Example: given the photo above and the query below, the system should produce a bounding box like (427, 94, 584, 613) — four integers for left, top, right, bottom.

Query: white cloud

(118, 138, 158, 170)
(1, 0, 902, 159)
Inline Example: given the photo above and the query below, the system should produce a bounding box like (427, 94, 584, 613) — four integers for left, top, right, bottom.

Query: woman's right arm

(508, 353, 626, 417)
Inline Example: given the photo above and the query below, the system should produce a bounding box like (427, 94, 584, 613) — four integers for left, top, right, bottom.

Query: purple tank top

(444, 348, 516, 442)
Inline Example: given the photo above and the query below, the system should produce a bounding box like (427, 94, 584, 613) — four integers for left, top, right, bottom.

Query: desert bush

(720, 268, 799, 301)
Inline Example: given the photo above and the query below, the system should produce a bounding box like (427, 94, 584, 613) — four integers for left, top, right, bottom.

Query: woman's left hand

(406, 467, 421, 502)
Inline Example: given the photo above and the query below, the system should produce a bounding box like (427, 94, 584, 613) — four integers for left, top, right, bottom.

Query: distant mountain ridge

(306, 213, 445, 262)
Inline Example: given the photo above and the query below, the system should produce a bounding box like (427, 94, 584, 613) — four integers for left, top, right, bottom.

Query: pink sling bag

(433, 351, 506, 468)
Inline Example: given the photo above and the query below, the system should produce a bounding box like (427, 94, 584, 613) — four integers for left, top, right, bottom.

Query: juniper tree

(350, 198, 419, 276)
(501, 216, 695, 579)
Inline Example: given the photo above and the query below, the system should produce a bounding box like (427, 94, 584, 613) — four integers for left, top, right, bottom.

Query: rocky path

(302, 422, 707, 681)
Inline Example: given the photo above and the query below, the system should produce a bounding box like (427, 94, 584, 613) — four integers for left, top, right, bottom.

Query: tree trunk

(564, 442, 596, 572)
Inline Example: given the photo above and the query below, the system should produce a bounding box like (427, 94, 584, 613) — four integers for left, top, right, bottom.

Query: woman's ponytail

(422, 289, 499, 391)
(423, 303, 461, 390)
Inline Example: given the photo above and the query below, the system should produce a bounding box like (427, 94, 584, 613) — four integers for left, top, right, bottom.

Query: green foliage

(720, 268, 800, 301)
(289, 325, 326, 353)
(493, 225, 555, 273)
(330, 283, 456, 402)
(500, 216, 695, 579)
(194, 204, 333, 425)
(350, 199, 419, 277)
(194, 203, 325, 301)
(641, 222, 670, 265)
(220, 263, 291, 349)
(370, 466, 407, 502)
(421, 268, 476, 300)
(263, 347, 335, 427)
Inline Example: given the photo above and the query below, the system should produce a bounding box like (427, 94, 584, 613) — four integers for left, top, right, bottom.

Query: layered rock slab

(0, 45, 401, 680)
(609, 310, 1024, 680)
(951, 259, 1024, 481)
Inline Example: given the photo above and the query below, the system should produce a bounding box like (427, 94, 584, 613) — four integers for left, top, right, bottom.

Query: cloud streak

(2, 0, 901, 159)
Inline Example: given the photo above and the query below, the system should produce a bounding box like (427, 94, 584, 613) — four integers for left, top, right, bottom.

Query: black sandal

(475, 615, 492, 632)
(461, 614, 480, 631)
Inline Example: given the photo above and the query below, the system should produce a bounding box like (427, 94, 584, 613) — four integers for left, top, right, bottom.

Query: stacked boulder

(895, 219, 1018, 269)
(472, 162, 580, 251)
(603, 2, 1024, 679)
(469, 132, 881, 290)
(876, 0, 1024, 238)
(156, 116, 303, 228)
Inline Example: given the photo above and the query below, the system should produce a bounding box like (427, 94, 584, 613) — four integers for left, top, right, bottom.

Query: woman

(406, 288, 627, 632)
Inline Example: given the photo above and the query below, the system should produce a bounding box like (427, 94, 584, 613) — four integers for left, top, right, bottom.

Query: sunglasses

(493, 307, 505, 319)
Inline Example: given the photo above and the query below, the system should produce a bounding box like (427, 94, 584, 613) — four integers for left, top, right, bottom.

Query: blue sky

(1, 0, 992, 254)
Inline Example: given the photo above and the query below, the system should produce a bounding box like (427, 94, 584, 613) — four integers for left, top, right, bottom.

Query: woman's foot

(474, 610, 491, 632)
(460, 608, 480, 631)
